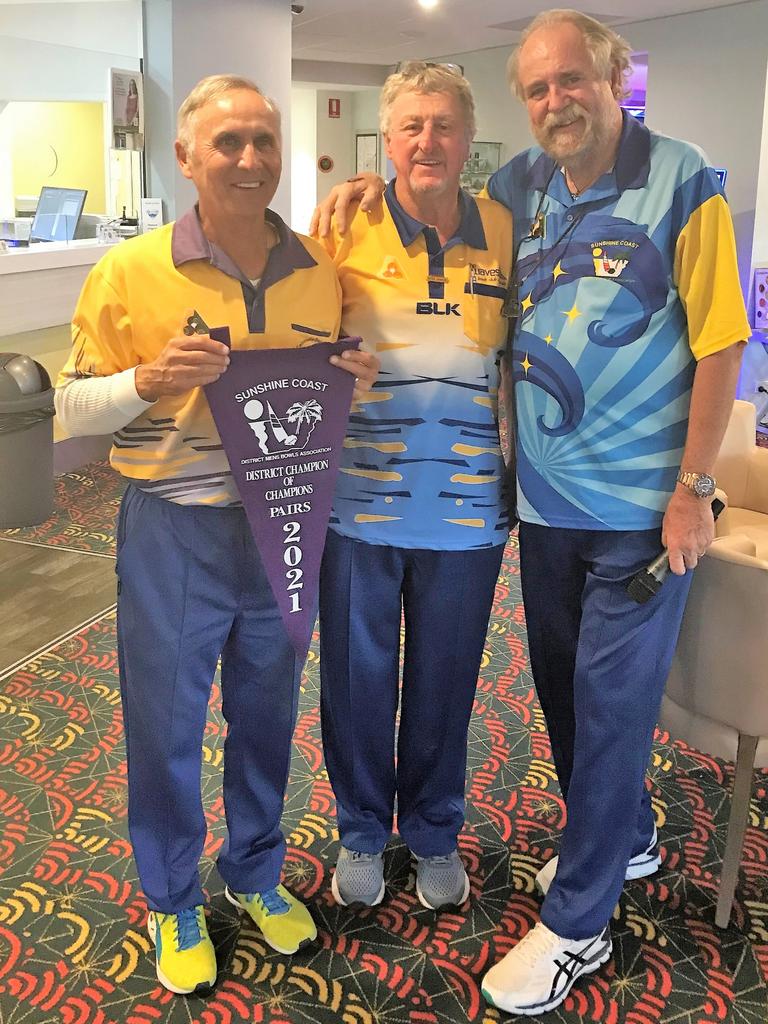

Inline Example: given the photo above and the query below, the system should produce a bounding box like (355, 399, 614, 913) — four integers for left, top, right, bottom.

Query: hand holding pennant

(204, 331, 362, 661)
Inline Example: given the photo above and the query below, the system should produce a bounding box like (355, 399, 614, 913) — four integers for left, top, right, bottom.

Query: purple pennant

(205, 332, 361, 660)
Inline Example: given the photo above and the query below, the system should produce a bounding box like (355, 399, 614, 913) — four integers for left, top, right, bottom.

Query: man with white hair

(479, 9, 748, 1014)
(56, 74, 377, 997)
(313, 8, 748, 1015)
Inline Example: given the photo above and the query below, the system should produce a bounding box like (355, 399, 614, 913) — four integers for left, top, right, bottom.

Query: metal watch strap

(676, 470, 715, 496)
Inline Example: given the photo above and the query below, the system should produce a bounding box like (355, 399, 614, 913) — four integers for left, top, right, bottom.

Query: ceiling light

(418, 0, 439, 9)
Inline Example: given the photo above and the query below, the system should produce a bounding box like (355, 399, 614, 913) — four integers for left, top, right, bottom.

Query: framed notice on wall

(356, 133, 379, 174)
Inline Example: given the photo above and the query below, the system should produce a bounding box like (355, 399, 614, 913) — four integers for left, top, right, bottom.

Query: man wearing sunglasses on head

(314, 61, 514, 913)
(313, 8, 747, 1016)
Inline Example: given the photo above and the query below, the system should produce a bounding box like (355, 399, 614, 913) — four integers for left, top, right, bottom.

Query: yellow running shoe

(147, 905, 217, 995)
(225, 884, 316, 954)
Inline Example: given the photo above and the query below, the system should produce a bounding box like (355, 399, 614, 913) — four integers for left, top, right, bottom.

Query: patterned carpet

(1, 462, 767, 1023)
(0, 461, 124, 556)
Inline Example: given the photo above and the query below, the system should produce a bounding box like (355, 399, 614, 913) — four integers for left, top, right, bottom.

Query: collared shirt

(171, 207, 325, 334)
(58, 208, 341, 505)
(320, 180, 513, 550)
(488, 113, 749, 530)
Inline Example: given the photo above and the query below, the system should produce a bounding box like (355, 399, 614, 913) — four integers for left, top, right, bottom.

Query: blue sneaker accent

(175, 906, 205, 950)
(247, 887, 291, 916)
(147, 906, 217, 995)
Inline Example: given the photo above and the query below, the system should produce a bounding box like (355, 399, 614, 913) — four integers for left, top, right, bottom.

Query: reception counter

(0, 239, 117, 338)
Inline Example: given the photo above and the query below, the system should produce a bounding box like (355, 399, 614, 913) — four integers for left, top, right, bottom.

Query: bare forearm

(679, 343, 744, 474)
(662, 342, 745, 574)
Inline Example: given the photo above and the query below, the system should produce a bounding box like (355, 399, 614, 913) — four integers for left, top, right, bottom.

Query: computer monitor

(29, 187, 87, 243)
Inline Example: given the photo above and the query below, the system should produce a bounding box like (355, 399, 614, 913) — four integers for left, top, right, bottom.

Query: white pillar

(142, 0, 291, 221)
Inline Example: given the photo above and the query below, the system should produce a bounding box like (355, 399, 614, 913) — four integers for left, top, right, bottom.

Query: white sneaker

(536, 825, 660, 895)
(481, 921, 612, 1016)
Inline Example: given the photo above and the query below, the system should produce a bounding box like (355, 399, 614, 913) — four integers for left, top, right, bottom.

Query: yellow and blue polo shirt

(488, 113, 749, 530)
(58, 208, 341, 505)
(321, 182, 513, 550)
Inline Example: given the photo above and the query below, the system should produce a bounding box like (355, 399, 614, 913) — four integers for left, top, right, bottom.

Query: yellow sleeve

(310, 203, 361, 269)
(293, 233, 344, 342)
(57, 255, 139, 385)
(674, 194, 750, 359)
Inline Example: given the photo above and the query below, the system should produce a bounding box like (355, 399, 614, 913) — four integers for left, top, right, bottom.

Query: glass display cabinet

(460, 141, 502, 194)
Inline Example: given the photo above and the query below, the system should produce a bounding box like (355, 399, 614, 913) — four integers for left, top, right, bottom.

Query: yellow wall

(8, 101, 106, 213)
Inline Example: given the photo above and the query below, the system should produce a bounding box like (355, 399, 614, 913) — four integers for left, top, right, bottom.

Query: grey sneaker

(331, 847, 385, 907)
(415, 851, 470, 910)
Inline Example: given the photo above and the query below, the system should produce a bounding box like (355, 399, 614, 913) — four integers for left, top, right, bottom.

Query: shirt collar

(171, 206, 317, 283)
(527, 110, 651, 199)
(384, 179, 487, 250)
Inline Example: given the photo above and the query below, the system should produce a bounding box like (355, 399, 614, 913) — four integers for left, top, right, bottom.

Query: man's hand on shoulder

(135, 332, 230, 402)
(661, 486, 716, 576)
(310, 174, 386, 238)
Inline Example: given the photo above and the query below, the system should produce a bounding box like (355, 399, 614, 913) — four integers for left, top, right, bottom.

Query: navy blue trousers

(116, 485, 300, 914)
(319, 531, 504, 857)
(519, 522, 693, 939)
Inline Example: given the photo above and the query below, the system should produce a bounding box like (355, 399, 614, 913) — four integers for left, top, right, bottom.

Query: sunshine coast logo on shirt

(591, 239, 638, 279)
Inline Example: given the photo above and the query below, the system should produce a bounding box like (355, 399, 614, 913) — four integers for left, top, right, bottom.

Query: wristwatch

(676, 470, 716, 498)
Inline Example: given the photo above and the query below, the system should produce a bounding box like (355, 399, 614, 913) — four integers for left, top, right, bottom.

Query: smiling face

(384, 88, 471, 204)
(175, 89, 282, 225)
(517, 22, 622, 166)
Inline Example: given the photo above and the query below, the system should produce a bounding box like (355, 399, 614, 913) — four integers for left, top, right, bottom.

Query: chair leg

(715, 732, 758, 929)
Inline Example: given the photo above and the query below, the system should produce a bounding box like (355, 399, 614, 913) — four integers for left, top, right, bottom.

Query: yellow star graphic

(544, 334, 554, 345)
(521, 353, 532, 374)
(563, 302, 582, 323)
(521, 293, 534, 312)
(552, 260, 566, 281)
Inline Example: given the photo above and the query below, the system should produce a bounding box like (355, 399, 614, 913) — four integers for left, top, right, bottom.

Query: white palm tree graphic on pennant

(286, 399, 323, 446)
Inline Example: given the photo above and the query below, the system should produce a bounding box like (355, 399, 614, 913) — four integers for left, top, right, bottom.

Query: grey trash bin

(0, 353, 55, 527)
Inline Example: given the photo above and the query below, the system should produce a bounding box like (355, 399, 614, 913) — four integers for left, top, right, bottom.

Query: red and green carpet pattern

(1, 464, 767, 1023)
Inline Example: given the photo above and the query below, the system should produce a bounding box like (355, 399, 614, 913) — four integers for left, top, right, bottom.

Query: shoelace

(513, 924, 562, 967)
(173, 907, 203, 951)
(248, 887, 290, 916)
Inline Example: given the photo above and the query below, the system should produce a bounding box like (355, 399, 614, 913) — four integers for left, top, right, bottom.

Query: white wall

(291, 86, 317, 233)
(315, 89, 355, 199)
(142, 0, 292, 222)
(624, 1, 768, 291)
(431, 46, 532, 168)
(753, 55, 768, 272)
(0, 2, 141, 101)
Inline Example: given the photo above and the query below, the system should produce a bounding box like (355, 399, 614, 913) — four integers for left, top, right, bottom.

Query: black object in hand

(626, 497, 725, 604)
(183, 310, 210, 336)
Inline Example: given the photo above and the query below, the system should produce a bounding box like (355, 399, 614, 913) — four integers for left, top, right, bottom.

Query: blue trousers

(319, 530, 504, 857)
(116, 485, 300, 914)
(518, 522, 693, 939)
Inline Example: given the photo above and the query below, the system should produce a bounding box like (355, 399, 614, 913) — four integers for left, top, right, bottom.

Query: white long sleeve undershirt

(54, 369, 156, 436)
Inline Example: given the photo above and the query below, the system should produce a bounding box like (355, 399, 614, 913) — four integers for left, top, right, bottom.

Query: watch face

(693, 473, 716, 498)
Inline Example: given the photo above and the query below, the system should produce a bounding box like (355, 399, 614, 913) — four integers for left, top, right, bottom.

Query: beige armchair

(661, 399, 768, 928)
